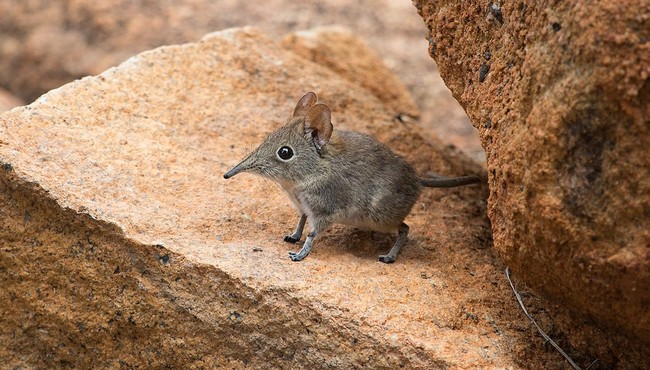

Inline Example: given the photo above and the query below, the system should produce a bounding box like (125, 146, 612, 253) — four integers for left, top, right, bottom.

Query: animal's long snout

(223, 167, 237, 179)
(223, 156, 253, 179)
(223, 163, 242, 179)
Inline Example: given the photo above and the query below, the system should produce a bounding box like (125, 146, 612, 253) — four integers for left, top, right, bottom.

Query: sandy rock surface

(416, 0, 650, 365)
(1, 27, 574, 368)
(0, 0, 483, 162)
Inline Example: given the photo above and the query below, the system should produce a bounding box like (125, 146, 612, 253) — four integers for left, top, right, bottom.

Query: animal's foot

(288, 251, 307, 261)
(284, 235, 300, 243)
(378, 254, 396, 264)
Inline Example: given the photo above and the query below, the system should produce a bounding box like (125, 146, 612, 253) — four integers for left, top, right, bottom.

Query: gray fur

(224, 92, 481, 263)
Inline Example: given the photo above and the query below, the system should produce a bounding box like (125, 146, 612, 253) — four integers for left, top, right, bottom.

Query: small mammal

(224, 92, 481, 263)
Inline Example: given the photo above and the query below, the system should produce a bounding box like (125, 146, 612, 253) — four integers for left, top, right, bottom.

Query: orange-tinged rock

(415, 0, 650, 365)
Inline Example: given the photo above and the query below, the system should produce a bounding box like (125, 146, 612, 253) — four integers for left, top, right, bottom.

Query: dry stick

(505, 267, 582, 370)
(586, 359, 599, 370)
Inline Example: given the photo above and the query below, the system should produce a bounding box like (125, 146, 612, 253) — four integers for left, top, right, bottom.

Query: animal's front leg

(288, 230, 316, 261)
(284, 214, 307, 243)
(288, 220, 330, 262)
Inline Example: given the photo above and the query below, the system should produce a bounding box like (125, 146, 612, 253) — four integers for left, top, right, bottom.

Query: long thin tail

(419, 174, 482, 188)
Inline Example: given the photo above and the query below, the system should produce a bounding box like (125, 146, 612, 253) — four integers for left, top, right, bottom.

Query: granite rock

(415, 0, 650, 359)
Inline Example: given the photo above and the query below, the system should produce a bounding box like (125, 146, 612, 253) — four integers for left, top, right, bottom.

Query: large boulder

(415, 0, 650, 349)
(0, 27, 578, 368)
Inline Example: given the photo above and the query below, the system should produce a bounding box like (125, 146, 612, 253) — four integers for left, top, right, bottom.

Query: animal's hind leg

(378, 223, 409, 263)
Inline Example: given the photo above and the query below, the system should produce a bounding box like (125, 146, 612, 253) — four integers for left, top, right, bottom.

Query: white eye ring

(276, 146, 295, 161)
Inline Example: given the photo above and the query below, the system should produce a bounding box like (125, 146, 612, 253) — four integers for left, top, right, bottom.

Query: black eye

(277, 146, 294, 160)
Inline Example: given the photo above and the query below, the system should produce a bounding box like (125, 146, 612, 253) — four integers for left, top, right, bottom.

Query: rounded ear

(305, 103, 333, 151)
(293, 91, 318, 118)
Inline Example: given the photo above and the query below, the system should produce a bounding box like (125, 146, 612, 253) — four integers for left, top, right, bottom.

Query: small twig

(505, 267, 582, 370)
(585, 359, 599, 370)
